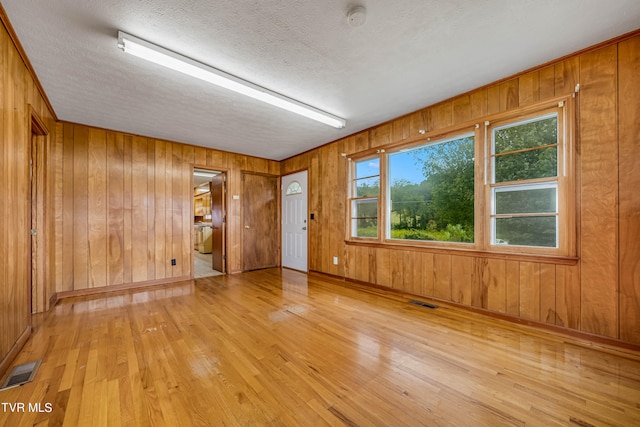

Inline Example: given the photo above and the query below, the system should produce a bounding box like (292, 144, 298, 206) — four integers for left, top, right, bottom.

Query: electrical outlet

(333, 256, 338, 265)
(171, 258, 176, 266)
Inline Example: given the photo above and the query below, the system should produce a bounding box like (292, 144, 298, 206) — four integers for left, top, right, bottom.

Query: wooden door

(210, 173, 226, 272)
(282, 170, 308, 272)
(242, 173, 279, 271)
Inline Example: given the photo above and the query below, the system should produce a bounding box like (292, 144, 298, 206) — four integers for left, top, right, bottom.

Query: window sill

(345, 239, 579, 266)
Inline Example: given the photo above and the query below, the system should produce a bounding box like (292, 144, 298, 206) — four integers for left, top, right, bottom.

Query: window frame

(348, 155, 382, 239)
(484, 99, 574, 256)
(384, 129, 480, 249)
(345, 95, 575, 258)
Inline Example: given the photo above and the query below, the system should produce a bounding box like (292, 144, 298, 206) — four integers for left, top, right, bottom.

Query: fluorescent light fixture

(193, 171, 217, 178)
(117, 31, 346, 129)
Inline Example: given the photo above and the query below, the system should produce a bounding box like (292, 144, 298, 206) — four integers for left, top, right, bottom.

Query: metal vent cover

(408, 300, 439, 310)
(0, 360, 41, 390)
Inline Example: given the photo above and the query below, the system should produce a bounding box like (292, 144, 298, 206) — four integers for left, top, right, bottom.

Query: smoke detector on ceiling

(347, 6, 367, 27)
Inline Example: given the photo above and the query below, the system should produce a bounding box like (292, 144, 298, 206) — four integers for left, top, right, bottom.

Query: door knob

(302, 227, 307, 230)
(244, 225, 250, 229)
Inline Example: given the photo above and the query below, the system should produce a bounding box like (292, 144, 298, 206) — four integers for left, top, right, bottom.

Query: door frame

(281, 169, 309, 272)
(192, 165, 228, 275)
(29, 106, 49, 314)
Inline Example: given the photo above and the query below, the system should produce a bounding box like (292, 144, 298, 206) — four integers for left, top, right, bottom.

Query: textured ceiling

(3, 0, 639, 160)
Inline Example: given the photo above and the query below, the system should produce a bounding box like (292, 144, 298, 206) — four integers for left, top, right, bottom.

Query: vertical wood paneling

(420, 253, 434, 297)
(618, 35, 640, 343)
(54, 125, 279, 288)
(519, 262, 540, 321)
(131, 136, 148, 283)
(354, 246, 370, 284)
(484, 258, 506, 313)
(122, 135, 133, 284)
(555, 264, 580, 329)
(451, 256, 472, 305)
(170, 143, 184, 277)
(162, 140, 173, 277)
(1, 20, 55, 374)
(539, 65, 556, 99)
(452, 96, 471, 124)
(518, 71, 539, 106)
(540, 264, 556, 324)
(107, 132, 124, 286)
(470, 90, 488, 119)
(555, 57, 580, 95)
(433, 254, 451, 300)
(278, 32, 640, 346)
(402, 251, 421, 295)
(390, 250, 404, 291)
(309, 154, 320, 271)
(154, 139, 166, 280)
(499, 80, 519, 111)
(53, 123, 64, 292)
(88, 128, 107, 287)
(181, 145, 194, 277)
(73, 126, 89, 289)
(579, 45, 618, 338)
(370, 123, 391, 148)
(61, 122, 74, 292)
(505, 261, 520, 316)
(375, 248, 391, 288)
(431, 102, 453, 130)
(146, 141, 156, 280)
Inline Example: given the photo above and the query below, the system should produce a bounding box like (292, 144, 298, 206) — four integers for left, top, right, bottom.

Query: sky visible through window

(389, 152, 426, 184)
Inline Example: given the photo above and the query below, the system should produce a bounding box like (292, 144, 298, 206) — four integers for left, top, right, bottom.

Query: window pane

(352, 219, 378, 238)
(352, 198, 378, 218)
(388, 134, 474, 243)
(494, 115, 557, 154)
(286, 181, 302, 195)
(352, 199, 378, 237)
(495, 186, 556, 214)
(495, 216, 557, 247)
(355, 158, 380, 179)
(495, 146, 557, 182)
(355, 177, 380, 197)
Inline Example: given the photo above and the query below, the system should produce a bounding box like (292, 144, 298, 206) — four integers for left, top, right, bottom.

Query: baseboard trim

(0, 326, 31, 379)
(55, 276, 193, 300)
(310, 271, 640, 354)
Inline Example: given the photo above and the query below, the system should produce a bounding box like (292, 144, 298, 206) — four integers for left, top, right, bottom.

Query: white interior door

(282, 171, 308, 272)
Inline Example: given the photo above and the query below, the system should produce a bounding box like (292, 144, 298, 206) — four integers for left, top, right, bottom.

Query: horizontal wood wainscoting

(2, 270, 639, 426)
(51, 122, 279, 297)
(282, 31, 640, 346)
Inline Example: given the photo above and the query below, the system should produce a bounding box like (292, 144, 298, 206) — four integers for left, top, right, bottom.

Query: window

(285, 181, 303, 195)
(346, 97, 573, 257)
(488, 109, 563, 250)
(387, 133, 475, 243)
(350, 157, 380, 238)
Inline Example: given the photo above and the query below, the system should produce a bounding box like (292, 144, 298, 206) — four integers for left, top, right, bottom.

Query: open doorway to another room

(193, 168, 226, 278)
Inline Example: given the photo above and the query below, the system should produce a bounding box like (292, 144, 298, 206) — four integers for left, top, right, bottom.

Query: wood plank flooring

(1, 268, 639, 426)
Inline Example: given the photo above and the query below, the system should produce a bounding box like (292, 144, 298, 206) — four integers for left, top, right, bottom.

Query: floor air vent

(0, 360, 41, 390)
(409, 300, 438, 309)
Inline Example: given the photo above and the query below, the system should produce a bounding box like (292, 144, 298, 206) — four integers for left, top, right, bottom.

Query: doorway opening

(193, 168, 226, 278)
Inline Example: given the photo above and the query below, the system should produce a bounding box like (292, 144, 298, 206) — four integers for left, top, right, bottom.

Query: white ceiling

(3, 1, 639, 160)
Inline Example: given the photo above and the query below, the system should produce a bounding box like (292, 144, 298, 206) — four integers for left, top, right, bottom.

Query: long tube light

(117, 31, 346, 129)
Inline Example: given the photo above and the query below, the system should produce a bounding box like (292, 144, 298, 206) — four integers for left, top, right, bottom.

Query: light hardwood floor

(1, 268, 639, 426)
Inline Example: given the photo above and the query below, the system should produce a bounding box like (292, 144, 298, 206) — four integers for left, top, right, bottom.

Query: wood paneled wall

(282, 33, 640, 346)
(51, 122, 279, 295)
(1, 18, 56, 373)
